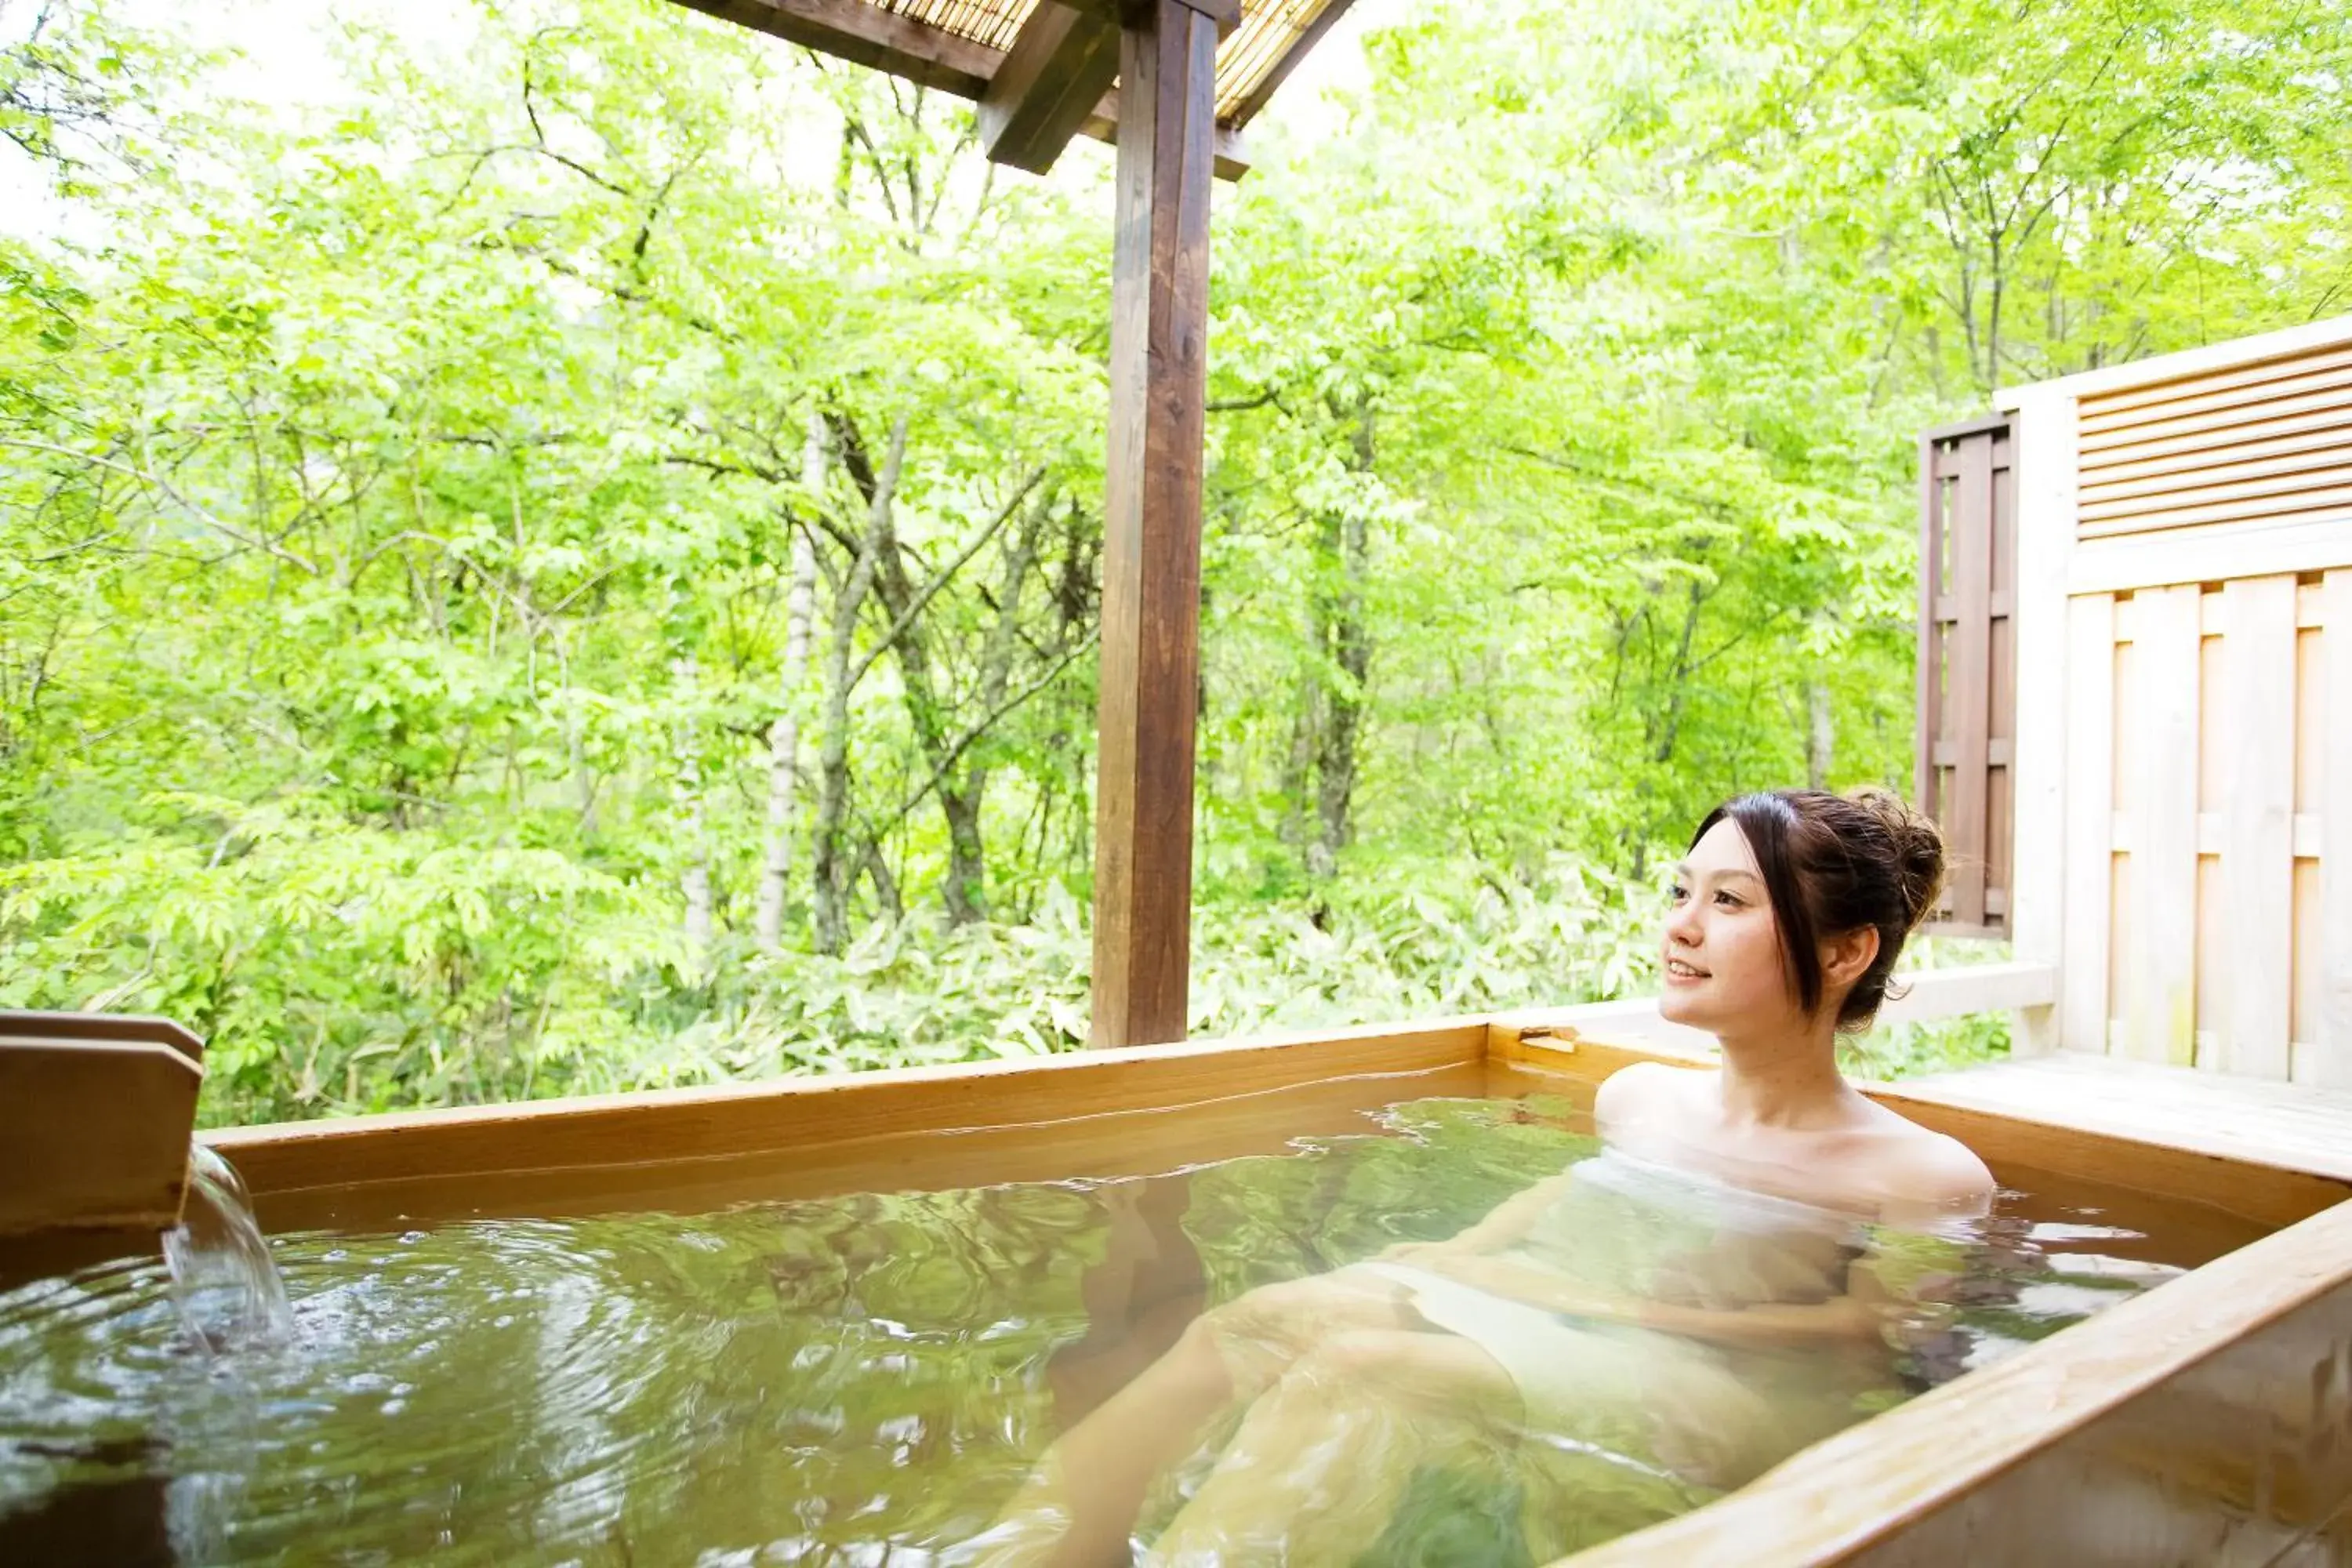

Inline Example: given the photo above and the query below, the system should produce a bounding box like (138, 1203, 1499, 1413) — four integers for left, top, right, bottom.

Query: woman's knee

(1185, 1295, 1304, 1399)
(1281, 1330, 1512, 1417)
(1207, 1269, 1399, 1338)
(1190, 1276, 1390, 1399)
(1195, 1279, 1307, 1354)
(1278, 1330, 1410, 1396)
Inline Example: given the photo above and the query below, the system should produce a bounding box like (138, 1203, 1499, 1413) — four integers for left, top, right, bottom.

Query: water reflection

(0, 1096, 2241, 1564)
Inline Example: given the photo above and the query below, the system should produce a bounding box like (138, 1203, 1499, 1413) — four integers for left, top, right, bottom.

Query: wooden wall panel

(2107, 851, 2131, 1054)
(2297, 612, 2324, 815)
(2121, 586, 2203, 1065)
(2320, 569, 2352, 1088)
(2077, 338, 2352, 542)
(2194, 615, 2225, 809)
(1949, 432, 1994, 927)
(2004, 387, 2077, 1054)
(1915, 435, 1942, 816)
(2215, 576, 2299, 1076)
(2294, 858, 2325, 1085)
(2060, 594, 2117, 1053)
(2192, 852, 2223, 1065)
(2000, 319, 2352, 1076)
(2065, 574, 2334, 1079)
(2293, 590, 2328, 1083)
(2191, 619, 2226, 1062)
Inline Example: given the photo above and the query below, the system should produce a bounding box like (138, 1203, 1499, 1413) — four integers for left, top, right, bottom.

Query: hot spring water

(0, 1095, 2245, 1565)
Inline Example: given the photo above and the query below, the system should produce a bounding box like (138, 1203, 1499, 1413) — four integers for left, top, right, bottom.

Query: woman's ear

(1820, 925, 1881, 994)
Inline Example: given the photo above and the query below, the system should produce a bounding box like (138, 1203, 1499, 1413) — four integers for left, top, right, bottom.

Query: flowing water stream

(162, 1146, 292, 1356)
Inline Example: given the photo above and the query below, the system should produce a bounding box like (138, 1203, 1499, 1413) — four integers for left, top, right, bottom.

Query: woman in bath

(964, 788, 1996, 1565)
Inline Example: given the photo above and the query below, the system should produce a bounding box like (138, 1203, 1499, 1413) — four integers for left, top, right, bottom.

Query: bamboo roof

(670, 0, 1357, 173)
(866, 0, 1342, 122)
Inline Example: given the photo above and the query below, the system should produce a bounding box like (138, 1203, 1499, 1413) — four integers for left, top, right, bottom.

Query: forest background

(3, 0, 2347, 1126)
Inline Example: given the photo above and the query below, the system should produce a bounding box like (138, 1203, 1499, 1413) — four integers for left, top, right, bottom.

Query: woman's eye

(1668, 884, 1689, 904)
(1715, 891, 1743, 908)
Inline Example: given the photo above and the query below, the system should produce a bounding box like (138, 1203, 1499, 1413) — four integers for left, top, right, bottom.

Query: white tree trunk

(1808, 676, 1835, 789)
(754, 415, 825, 949)
(675, 653, 713, 953)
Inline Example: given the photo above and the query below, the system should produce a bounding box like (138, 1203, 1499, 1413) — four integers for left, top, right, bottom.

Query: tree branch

(847, 469, 1048, 690)
(0, 438, 321, 575)
(878, 629, 1099, 830)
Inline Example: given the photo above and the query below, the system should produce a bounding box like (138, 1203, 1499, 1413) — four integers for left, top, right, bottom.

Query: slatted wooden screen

(2056, 574, 2352, 1086)
(1917, 414, 2016, 938)
(2077, 340, 2352, 541)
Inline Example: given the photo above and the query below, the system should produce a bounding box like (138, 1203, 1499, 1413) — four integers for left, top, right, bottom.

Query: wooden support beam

(978, 2, 1124, 177)
(1082, 100, 1251, 182)
(662, 0, 1252, 179)
(1088, 0, 1218, 1048)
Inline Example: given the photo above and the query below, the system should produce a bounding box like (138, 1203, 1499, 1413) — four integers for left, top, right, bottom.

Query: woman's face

(1657, 818, 1797, 1032)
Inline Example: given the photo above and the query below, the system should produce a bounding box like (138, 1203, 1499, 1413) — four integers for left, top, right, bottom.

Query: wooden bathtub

(197, 1014, 2352, 1566)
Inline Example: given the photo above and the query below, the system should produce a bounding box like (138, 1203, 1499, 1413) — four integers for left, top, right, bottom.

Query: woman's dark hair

(1691, 788, 1945, 1031)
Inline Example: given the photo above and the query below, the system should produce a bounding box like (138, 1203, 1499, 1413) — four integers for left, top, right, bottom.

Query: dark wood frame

(1917, 412, 2017, 938)
(1087, 0, 1222, 1044)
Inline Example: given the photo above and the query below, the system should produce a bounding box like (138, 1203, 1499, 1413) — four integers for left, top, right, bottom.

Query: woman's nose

(1664, 903, 1702, 945)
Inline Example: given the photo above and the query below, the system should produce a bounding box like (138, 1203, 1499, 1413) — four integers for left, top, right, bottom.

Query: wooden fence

(1998, 318, 2352, 1087)
(1916, 414, 2016, 938)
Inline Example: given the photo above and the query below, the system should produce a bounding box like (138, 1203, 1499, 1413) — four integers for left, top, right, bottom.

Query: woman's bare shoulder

(1854, 1101, 1997, 1210)
(1593, 1060, 1711, 1127)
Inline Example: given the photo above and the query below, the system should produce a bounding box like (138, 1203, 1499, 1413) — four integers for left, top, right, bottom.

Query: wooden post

(1946, 430, 1994, 927)
(1089, 0, 1219, 1047)
(2321, 568, 2352, 1088)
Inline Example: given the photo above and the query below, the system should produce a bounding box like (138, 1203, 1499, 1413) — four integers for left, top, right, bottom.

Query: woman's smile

(1664, 955, 1711, 984)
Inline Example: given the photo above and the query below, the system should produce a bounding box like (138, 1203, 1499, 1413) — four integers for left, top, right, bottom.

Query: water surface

(0, 1090, 2256, 1565)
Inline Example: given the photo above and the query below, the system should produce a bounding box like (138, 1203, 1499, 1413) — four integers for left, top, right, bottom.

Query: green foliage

(1, 789, 685, 1116)
(2, 0, 2339, 1121)
(1841, 1010, 2012, 1081)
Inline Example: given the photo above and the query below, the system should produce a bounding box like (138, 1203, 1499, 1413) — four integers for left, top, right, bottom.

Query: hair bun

(1848, 787, 1945, 930)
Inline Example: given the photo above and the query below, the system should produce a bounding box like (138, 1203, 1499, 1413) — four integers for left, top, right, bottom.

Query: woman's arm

(1388, 1065, 1674, 1262)
(1630, 1291, 1885, 1348)
(1383, 1171, 1577, 1261)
